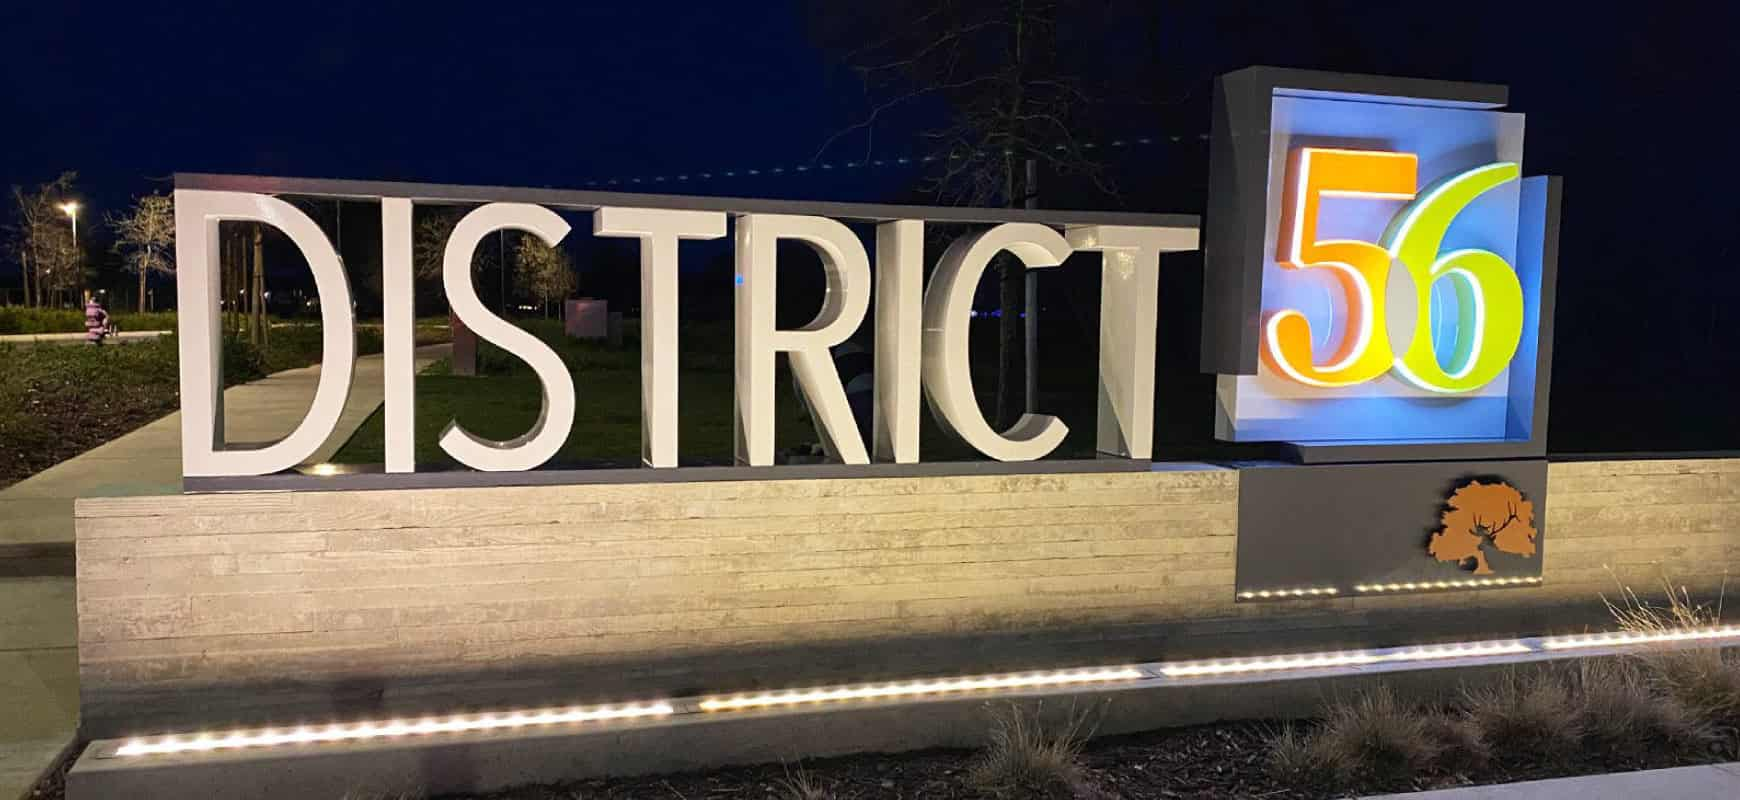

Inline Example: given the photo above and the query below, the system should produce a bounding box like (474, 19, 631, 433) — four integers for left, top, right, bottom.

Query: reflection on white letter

(1067, 225, 1199, 459)
(922, 224, 1072, 462)
(873, 220, 923, 463)
(175, 190, 355, 477)
(734, 214, 872, 466)
(593, 207, 728, 468)
(440, 203, 576, 472)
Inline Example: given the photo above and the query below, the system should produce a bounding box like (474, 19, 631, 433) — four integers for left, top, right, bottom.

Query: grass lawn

(0, 323, 386, 488)
(334, 320, 811, 467)
(332, 317, 1106, 468)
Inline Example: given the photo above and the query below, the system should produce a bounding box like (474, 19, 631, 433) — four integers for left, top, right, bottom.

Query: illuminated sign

(173, 187, 1197, 477)
(1204, 67, 1560, 456)
(1266, 149, 1526, 394)
(174, 68, 1561, 481)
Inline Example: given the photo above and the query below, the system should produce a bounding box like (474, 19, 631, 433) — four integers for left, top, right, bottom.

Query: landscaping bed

(436, 643, 1740, 799)
(431, 710, 1727, 800)
(31, 588, 1740, 799)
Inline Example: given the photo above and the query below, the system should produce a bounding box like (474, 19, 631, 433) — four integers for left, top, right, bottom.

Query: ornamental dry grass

(1311, 684, 1440, 786)
(1608, 578, 1740, 733)
(969, 702, 1098, 799)
(1460, 667, 1584, 766)
(1575, 657, 1716, 760)
(1264, 724, 1339, 788)
(777, 765, 839, 800)
(1265, 685, 1453, 791)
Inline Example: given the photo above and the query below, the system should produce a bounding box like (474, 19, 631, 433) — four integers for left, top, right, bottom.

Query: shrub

(968, 702, 1095, 799)
(0, 306, 82, 334)
(1312, 684, 1439, 787)
(0, 307, 179, 334)
(1460, 667, 1584, 765)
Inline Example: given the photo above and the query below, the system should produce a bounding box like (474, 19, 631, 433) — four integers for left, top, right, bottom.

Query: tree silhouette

(108, 193, 175, 312)
(1428, 480, 1538, 574)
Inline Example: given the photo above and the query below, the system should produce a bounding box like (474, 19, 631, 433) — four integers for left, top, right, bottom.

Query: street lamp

(59, 201, 79, 239)
(59, 202, 80, 308)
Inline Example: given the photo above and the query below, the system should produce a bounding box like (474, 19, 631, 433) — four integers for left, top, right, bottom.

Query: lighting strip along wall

(1236, 586, 1340, 601)
(1540, 624, 1740, 650)
(695, 666, 1144, 712)
(1355, 576, 1542, 594)
(106, 626, 1740, 760)
(113, 703, 676, 757)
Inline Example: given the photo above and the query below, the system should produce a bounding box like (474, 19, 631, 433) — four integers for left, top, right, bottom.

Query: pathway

(0, 330, 169, 346)
(0, 344, 447, 800)
(1366, 762, 1740, 799)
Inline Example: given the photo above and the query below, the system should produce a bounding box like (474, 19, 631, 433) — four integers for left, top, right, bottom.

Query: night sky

(5, 1, 1738, 451)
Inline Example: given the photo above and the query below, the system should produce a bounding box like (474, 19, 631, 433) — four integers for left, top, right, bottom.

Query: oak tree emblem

(1427, 479, 1537, 574)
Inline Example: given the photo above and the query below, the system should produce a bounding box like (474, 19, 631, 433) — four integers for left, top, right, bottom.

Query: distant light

(308, 463, 340, 477)
(59, 201, 80, 216)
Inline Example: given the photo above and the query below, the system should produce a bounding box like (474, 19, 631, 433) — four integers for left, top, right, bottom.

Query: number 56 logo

(1263, 147, 1524, 394)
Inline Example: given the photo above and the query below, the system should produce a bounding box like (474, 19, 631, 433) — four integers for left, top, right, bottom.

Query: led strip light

(1355, 576, 1542, 593)
(1237, 586, 1339, 600)
(696, 667, 1143, 712)
(114, 703, 675, 757)
(109, 625, 1740, 759)
(1541, 624, 1740, 650)
(1158, 639, 1531, 678)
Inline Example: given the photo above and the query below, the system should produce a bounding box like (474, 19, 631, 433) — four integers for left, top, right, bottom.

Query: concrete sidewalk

(1366, 762, 1740, 799)
(0, 344, 447, 800)
(0, 330, 169, 346)
(0, 345, 448, 550)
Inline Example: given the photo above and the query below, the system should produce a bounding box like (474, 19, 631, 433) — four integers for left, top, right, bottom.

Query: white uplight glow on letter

(922, 224, 1071, 462)
(175, 189, 356, 477)
(734, 214, 872, 466)
(593, 207, 728, 468)
(1066, 225, 1199, 459)
(381, 198, 415, 473)
(439, 204, 576, 472)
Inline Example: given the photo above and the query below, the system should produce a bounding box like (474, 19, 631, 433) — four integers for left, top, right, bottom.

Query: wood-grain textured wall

(74, 458, 1740, 735)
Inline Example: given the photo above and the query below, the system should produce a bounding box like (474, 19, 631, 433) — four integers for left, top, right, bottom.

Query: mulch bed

(437, 720, 1726, 799)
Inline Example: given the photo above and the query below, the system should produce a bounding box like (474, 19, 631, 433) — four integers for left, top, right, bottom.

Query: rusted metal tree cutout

(1427, 479, 1538, 574)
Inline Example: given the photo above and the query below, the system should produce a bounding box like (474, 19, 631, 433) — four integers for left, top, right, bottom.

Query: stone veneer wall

(74, 458, 1740, 735)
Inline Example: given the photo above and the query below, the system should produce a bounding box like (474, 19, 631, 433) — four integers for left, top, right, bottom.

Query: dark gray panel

(1234, 459, 1548, 597)
(1199, 70, 1270, 375)
(174, 173, 1198, 229)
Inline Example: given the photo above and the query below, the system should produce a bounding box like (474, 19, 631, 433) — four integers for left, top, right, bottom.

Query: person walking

(84, 291, 113, 345)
